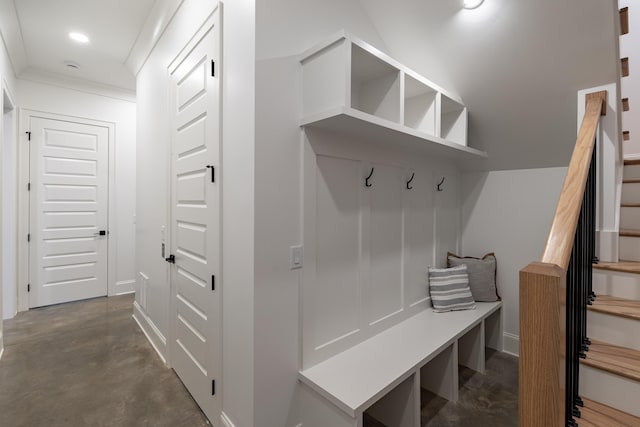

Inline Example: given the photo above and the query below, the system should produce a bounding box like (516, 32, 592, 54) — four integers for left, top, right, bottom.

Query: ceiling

(11, 0, 157, 90)
(357, 0, 619, 170)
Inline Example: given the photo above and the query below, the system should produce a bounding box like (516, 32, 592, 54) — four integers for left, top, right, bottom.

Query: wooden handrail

(519, 90, 606, 427)
(541, 91, 606, 270)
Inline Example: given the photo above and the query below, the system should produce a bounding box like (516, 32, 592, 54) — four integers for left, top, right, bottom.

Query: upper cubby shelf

(300, 31, 487, 166)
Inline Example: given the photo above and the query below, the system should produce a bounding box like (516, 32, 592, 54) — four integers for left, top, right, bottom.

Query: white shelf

(301, 31, 481, 160)
(301, 107, 487, 170)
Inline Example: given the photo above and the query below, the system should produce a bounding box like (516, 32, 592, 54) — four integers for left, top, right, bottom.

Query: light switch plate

(290, 245, 303, 270)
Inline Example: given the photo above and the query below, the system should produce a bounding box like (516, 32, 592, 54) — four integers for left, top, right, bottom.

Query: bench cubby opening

(364, 373, 419, 427)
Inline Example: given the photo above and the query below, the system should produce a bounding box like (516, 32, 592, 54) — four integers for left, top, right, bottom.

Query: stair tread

(582, 340, 640, 382)
(580, 398, 640, 426)
(589, 295, 640, 320)
(625, 159, 640, 166)
(593, 261, 640, 274)
(623, 179, 640, 184)
(620, 229, 640, 237)
(621, 204, 640, 207)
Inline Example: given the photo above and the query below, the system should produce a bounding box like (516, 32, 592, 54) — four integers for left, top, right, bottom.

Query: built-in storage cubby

(441, 94, 467, 146)
(351, 44, 401, 123)
(404, 74, 438, 135)
(300, 31, 486, 165)
(364, 374, 418, 427)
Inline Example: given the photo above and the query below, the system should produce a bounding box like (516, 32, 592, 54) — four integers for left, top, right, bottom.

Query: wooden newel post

(519, 262, 566, 427)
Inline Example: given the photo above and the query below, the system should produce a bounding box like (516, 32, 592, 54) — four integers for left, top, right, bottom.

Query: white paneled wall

(302, 141, 456, 369)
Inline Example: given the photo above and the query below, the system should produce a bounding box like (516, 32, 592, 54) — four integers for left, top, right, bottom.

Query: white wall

(17, 79, 137, 297)
(134, 1, 256, 426)
(461, 167, 567, 356)
(578, 84, 622, 262)
(0, 22, 18, 356)
(254, 1, 463, 426)
(620, 0, 640, 157)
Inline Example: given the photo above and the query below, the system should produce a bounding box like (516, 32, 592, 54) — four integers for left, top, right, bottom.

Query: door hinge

(27, 182, 31, 191)
(212, 275, 215, 291)
(26, 131, 31, 141)
(211, 60, 215, 77)
(212, 379, 216, 396)
(27, 233, 30, 242)
(27, 284, 30, 292)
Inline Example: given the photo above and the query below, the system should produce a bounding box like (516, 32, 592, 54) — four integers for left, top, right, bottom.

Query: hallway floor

(0, 294, 210, 427)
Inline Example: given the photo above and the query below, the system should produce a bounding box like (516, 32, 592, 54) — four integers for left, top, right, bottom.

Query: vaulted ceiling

(357, 0, 619, 170)
(0, 0, 621, 170)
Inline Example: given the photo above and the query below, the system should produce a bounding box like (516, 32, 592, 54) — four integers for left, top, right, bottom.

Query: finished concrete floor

(0, 294, 210, 427)
(1, 294, 518, 427)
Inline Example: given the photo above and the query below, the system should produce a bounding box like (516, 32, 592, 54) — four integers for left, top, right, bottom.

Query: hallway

(0, 295, 209, 427)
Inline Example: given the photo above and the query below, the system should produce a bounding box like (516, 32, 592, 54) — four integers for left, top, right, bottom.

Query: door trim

(18, 109, 116, 311)
(1, 79, 17, 320)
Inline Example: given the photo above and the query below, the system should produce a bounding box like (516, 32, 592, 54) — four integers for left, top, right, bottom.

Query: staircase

(578, 160, 640, 426)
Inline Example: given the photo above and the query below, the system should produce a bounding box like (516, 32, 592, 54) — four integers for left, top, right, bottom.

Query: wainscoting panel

(404, 171, 434, 308)
(366, 163, 404, 326)
(302, 139, 459, 369)
(313, 155, 362, 350)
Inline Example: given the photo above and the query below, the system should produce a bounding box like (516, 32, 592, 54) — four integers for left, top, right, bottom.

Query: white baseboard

(502, 332, 519, 357)
(597, 230, 619, 263)
(221, 412, 236, 427)
(115, 279, 136, 295)
(132, 301, 168, 365)
(0, 334, 4, 361)
(0, 347, 4, 361)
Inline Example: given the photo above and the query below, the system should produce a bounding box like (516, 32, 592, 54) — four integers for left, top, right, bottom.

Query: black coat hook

(406, 172, 415, 190)
(365, 167, 374, 187)
(437, 177, 445, 191)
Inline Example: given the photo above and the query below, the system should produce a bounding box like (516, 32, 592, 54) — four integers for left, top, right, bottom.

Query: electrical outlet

(290, 245, 303, 270)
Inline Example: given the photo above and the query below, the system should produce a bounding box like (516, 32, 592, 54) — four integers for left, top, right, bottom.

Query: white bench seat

(299, 301, 502, 425)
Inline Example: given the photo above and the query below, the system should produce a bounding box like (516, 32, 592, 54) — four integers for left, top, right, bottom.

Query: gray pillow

(428, 265, 476, 313)
(447, 252, 499, 302)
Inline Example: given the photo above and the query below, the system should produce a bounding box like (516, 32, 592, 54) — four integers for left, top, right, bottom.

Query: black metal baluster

(566, 142, 597, 426)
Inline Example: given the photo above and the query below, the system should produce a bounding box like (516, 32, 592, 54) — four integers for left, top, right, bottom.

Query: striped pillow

(428, 265, 476, 313)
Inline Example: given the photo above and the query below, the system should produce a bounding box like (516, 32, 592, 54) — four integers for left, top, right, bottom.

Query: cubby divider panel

(420, 342, 459, 403)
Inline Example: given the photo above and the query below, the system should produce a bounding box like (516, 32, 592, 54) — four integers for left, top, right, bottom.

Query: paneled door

(29, 116, 109, 308)
(167, 7, 221, 422)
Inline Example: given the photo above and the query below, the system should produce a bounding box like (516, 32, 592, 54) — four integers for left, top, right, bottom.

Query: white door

(29, 116, 109, 308)
(168, 8, 221, 422)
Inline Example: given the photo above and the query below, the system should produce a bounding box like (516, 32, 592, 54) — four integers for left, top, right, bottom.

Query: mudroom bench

(298, 302, 503, 427)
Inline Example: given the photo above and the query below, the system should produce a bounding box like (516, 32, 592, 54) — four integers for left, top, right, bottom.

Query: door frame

(1, 79, 17, 320)
(17, 109, 116, 311)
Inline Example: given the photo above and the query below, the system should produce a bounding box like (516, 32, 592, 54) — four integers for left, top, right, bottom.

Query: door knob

(94, 230, 107, 237)
(165, 254, 176, 264)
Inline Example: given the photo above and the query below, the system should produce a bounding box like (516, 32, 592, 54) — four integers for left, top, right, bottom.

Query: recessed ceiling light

(463, 0, 485, 9)
(69, 32, 90, 43)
